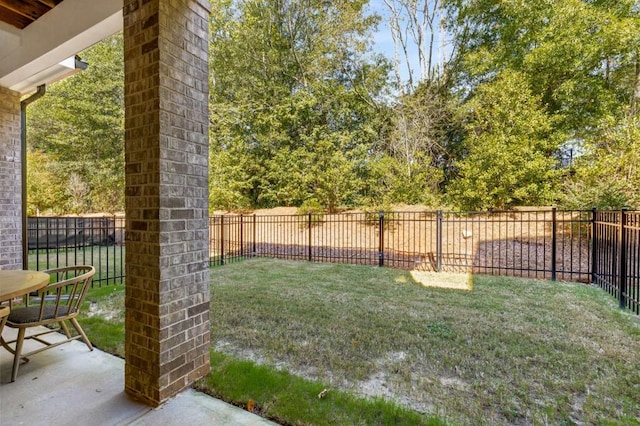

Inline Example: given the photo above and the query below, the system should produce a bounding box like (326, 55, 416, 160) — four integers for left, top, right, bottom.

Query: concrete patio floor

(0, 327, 278, 425)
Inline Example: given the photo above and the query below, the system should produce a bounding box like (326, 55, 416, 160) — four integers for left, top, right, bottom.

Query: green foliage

(209, 143, 254, 211)
(445, 0, 640, 135)
(297, 198, 325, 226)
(385, 80, 462, 193)
(26, 150, 66, 215)
(358, 153, 441, 208)
(560, 109, 640, 209)
(27, 33, 124, 213)
(360, 203, 397, 230)
(560, 179, 629, 211)
(23, 1, 640, 214)
(447, 71, 561, 210)
(311, 144, 359, 213)
(443, 0, 640, 210)
(87, 156, 124, 214)
(208, 0, 392, 211)
(297, 199, 323, 213)
(17, 34, 126, 215)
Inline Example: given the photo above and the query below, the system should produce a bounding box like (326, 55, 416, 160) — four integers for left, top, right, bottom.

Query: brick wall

(0, 87, 22, 270)
(123, 0, 211, 406)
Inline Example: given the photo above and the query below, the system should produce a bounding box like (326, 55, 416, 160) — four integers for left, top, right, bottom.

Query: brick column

(123, 0, 211, 406)
(0, 87, 22, 270)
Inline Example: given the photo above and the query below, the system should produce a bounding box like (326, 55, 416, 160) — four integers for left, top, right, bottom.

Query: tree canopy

(208, 0, 394, 212)
(24, 0, 640, 214)
(27, 33, 124, 214)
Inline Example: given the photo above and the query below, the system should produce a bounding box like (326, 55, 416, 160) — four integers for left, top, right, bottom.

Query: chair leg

(59, 320, 72, 338)
(11, 328, 26, 382)
(0, 308, 8, 334)
(69, 318, 93, 351)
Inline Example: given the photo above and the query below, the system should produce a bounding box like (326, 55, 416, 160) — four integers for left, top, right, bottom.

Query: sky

(365, 0, 449, 85)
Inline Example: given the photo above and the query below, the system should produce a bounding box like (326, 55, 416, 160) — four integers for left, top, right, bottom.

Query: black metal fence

(27, 216, 125, 287)
(209, 209, 593, 282)
(592, 209, 640, 314)
(26, 209, 640, 314)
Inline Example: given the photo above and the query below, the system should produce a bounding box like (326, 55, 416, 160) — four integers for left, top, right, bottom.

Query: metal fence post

(619, 208, 628, 309)
(308, 213, 312, 262)
(53, 217, 58, 270)
(378, 211, 384, 267)
(591, 207, 598, 284)
(436, 210, 443, 272)
(551, 207, 557, 281)
(102, 218, 109, 285)
(240, 214, 244, 258)
(207, 217, 212, 267)
(35, 217, 40, 269)
(220, 215, 225, 266)
(252, 214, 257, 257)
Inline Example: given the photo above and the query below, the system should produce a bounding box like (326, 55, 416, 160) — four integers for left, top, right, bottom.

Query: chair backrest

(29, 265, 96, 325)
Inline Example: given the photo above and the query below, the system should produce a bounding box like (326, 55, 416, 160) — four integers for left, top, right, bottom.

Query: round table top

(0, 270, 50, 302)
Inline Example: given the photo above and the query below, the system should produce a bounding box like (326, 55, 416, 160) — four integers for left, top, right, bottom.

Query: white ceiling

(0, 0, 123, 95)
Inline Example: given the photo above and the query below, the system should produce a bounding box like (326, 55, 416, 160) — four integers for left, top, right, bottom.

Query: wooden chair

(0, 305, 9, 339)
(4, 265, 96, 382)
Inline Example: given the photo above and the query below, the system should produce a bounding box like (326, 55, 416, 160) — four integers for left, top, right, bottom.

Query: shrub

(297, 199, 325, 227)
(361, 204, 398, 230)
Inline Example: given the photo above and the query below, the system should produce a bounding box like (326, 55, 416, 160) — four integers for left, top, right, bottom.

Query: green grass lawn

(79, 258, 640, 425)
(29, 246, 125, 285)
(81, 283, 126, 355)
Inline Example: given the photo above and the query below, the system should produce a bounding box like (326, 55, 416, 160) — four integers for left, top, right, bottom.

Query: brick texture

(0, 87, 22, 270)
(123, 0, 211, 406)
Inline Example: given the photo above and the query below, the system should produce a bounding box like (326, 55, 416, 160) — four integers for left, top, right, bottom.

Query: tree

(444, 0, 640, 136)
(378, 1, 464, 205)
(66, 172, 90, 214)
(441, 0, 640, 209)
(383, 0, 449, 91)
(27, 33, 124, 213)
(26, 150, 66, 215)
(208, 0, 392, 211)
(383, 78, 462, 198)
(561, 108, 640, 209)
(447, 71, 560, 210)
(358, 151, 442, 207)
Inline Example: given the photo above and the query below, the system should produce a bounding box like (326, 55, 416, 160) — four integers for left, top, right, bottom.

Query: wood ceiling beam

(0, 5, 32, 29)
(36, 0, 61, 8)
(1, 0, 50, 20)
(0, 0, 65, 30)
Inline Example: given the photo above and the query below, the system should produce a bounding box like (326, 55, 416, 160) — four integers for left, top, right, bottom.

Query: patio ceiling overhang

(0, 0, 123, 95)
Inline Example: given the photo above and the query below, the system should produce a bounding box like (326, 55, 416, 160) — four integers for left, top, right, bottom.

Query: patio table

(0, 270, 50, 353)
(0, 270, 50, 303)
